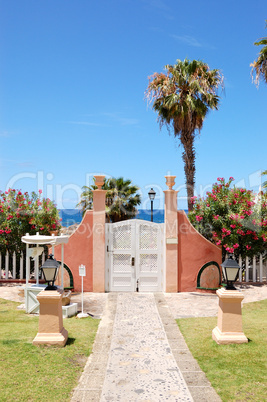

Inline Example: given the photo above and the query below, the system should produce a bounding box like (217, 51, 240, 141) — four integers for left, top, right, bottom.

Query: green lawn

(177, 299, 267, 402)
(0, 298, 99, 402)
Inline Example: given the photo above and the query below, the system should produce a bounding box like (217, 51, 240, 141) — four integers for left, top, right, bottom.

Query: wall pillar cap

(37, 288, 63, 302)
(165, 175, 176, 190)
(216, 287, 244, 301)
(164, 189, 178, 194)
(94, 175, 105, 189)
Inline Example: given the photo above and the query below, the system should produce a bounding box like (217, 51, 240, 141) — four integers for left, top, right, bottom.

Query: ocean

(59, 209, 83, 227)
(59, 209, 189, 227)
(59, 209, 166, 227)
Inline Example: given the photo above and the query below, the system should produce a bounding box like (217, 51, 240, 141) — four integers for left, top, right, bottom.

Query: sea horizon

(59, 208, 188, 227)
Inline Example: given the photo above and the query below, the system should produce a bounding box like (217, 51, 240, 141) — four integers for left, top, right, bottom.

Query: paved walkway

(1, 284, 267, 401)
(71, 293, 221, 402)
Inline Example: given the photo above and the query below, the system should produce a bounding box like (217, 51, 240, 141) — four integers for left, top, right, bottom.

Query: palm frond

(145, 58, 223, 210)
(251, 22, 267, 85)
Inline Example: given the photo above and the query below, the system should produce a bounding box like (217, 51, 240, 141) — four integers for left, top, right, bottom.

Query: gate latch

(131, 257, 135, 266)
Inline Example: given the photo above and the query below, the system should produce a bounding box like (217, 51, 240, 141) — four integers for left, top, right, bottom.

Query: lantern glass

(148, 188, 156, 201)
(222, 266, 226, 282)
(40, 254, 59, 290)
(221, 254, 240, 290)
(226, 266, 240, 281)
(42, 266, 58, 282)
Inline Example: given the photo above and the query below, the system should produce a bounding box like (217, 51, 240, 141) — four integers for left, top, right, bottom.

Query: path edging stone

(154, 292, 222, 402)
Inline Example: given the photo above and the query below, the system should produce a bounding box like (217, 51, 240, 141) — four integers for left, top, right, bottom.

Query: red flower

(237, 229, 245, 236)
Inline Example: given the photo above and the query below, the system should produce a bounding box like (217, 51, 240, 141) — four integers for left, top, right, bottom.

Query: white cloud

(17, 162, 34, 167)
(68, 112, 139, 128)
(142, 0, 170, 11)
(102, 112, 139, 126)
(0, 131, 10, 137)
(170, 34, 203, 48)
(68, 121, 108, 127)
(0, 158, 33, 168)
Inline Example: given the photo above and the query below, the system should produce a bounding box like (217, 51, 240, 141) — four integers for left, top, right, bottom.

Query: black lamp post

(148, 188, 156, 222)
(40, 254, 60, 290)
(221, 254, 241, 290)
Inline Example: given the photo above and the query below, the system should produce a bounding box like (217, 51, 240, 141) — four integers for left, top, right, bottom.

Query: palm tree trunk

(180, 132, 196, 212)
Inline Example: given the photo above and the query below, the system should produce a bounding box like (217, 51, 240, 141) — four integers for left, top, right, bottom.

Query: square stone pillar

(92, 175, 107, 292)
(33, 288, 68, 347)
(164, 175, 178, 292)
(212, 288, 248, 344)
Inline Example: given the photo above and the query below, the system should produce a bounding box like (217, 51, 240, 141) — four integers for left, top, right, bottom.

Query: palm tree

(77, 177, 141, 222)
(251, 21, 267, 85)
(145, 58, 223, 211)
(262, 170, 267, 189)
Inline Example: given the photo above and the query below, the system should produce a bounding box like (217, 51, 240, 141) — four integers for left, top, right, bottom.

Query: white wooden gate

(105, 219, 164, 292)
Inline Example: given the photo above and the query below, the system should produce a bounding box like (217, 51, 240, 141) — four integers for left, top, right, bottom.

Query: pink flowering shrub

(0, 189, 61, 254)
(188, 177, 267, 258)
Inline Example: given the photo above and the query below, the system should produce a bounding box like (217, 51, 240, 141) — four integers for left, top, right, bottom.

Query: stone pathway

(1, 284, 267, 401)
(100, 293, 193, 401)
(72, 293, 221, 402)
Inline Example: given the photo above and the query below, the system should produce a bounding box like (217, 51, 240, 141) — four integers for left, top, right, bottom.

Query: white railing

(1, 250, 266, 284)
(0, 251, 45, 281)
(237, 254, 267, 283)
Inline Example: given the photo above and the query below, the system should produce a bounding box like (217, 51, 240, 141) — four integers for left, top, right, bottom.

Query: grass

(177, 299, 267, 402)
(0, 298, 100, 402)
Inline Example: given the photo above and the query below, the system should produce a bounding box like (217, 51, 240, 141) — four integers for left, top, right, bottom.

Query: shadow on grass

(66, 337, 76, 345)
(2, 339, 20, 345)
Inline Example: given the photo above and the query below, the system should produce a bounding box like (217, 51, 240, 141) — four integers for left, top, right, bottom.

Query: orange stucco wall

(177, 210, 222, 292)
(53, 211, 93, 292)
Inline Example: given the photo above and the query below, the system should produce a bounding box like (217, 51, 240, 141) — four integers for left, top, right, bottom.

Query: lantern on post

(221, 254, 241, 290)
(148, 188, 156, 222)
(40, 254, 60, 290)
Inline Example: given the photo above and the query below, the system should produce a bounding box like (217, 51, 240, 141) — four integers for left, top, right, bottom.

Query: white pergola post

(21, 233, 69, 314)
(61, 243, 64, 289)
(26, 243, 30, 286)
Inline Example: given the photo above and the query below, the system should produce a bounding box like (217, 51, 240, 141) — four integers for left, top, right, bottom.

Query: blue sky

(0, 0, 266, 210)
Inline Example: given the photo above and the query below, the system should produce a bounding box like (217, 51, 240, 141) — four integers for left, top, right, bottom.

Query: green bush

(188, 177, 267, 258)
(0, 188, 61, 254)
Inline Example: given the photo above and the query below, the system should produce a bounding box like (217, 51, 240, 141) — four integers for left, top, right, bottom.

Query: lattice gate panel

(106, 221, 135, 291)
(113, 254, 132, 272)
(139, 254, 158, 273)
(113, 224, 132, 250)
(106, 219, 164, 292)
(139, 224, 158, 250)
(137, 222, 163, 292)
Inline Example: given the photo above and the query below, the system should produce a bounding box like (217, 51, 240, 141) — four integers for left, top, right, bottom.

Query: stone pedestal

(212, 288, 248, 344)
(33, 288, 68, 347)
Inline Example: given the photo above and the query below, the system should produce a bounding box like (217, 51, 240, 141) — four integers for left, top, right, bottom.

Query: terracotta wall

(52, 203, 221, 293)
(177, 210, 222, 292)
(53, 211, 93, 292)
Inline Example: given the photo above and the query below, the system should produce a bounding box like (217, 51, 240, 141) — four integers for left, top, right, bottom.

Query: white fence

(1, 250, 266, 284)
(237, 254, 267, 283)
(0, 251, 45, 281)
